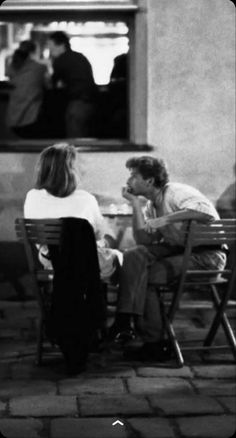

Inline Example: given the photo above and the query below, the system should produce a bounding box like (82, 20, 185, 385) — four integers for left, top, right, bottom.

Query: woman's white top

(24, 188, 121, 279)
(24, 188, 107, 240)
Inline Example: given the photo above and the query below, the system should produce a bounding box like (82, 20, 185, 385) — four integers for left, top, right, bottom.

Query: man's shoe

(123, 340, 172, 362)
(107, 322, 135, 343)
(114, 329, 136, 345)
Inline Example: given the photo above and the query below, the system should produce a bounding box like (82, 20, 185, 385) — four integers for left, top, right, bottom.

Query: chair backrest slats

(189, 220, 236, 246)
(183, 219, 236, 281)
(192, 237, 236, 245)
(15, 218, 63, 274)
(186, 269, 231, 275)
(168, 219, 236, 322)
(15, 219, 62, 246)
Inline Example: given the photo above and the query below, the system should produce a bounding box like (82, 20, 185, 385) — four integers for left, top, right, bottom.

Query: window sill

(0, 139, 153, 153)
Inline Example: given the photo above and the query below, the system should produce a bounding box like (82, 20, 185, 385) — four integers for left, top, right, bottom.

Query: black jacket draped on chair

(48, 217, 106, 367)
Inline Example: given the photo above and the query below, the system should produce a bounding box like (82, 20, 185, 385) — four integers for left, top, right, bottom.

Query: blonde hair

(35, 143, 77, 197)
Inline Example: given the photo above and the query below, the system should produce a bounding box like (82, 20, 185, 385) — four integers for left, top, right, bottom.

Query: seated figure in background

(110, 156, 227, 361)
(108, 53, 128, 138)
(216, 163, 236, 219)
(6, 40, 48, 139)
(216, 163, 236, 299)
(48, 31, 98, 138)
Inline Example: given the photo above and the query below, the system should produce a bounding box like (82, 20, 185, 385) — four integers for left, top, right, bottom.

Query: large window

(0, 18, 130, 142)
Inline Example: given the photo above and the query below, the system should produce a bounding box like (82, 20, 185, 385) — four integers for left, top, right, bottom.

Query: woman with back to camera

(24, 143, 121, 374)
(24, 142, 121, 283)
(6, 40, 48, 138)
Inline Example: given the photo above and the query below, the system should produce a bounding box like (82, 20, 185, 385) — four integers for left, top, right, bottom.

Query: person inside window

(109, 53, 128, 138)
(48, 31, 98, 138)
(6, 40, 48, 138)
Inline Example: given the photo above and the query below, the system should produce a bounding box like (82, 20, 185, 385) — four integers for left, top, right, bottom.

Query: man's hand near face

(122, 186, 138, 203)
(122, 186, 155, 244)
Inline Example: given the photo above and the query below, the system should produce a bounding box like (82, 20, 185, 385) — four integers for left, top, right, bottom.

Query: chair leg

(204, 286, 225, 346)
(160, 298, 184, 367)
(204, 286, 236, 359)
(166, 319, 185, 367)
(205, 307, 236, 358)
(35, 316, 44, 366)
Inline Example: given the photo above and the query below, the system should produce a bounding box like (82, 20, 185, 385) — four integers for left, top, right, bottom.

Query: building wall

(147, 0, 235, 200)
(0, 0, 235, 242)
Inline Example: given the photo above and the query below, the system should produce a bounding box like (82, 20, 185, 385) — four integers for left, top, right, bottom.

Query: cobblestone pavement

(0, 297, 236, 438)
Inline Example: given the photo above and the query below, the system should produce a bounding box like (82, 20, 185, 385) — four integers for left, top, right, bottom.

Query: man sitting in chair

(109, 156, 227, 361)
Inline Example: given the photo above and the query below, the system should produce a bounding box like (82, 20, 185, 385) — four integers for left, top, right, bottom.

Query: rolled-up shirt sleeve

(168, 185, 219, 220)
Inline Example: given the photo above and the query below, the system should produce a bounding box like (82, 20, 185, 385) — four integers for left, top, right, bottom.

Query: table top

(101, 205, 132, 217)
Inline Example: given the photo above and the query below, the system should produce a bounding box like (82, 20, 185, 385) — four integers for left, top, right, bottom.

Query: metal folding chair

(152, 219, 236, 367)
(15, 218, 108, 365)
(15, 218, 63, 365)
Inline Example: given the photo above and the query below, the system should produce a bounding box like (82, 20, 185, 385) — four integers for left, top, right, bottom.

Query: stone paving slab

(177, 415, 236, 438)
(0, 329, 21, 340)
(14, 343, 36, 357)
(0, 364, 10, 380)
(0, 401, 6, 416)
(84, 366, 136, 378)
(59, 377, 126, 395)
(0, 419, 43, 438)
(136, 365, 193, 378)
(51, 418, 128, 438)
(0, 321, 15, 330)
(127, 377, 194, 395)
(0, 301, 23, 311)
(10, 395, 77, 417)
(0, 380, 56, 398)
(192, 379, 236, 396)
(22, 300, 38, 310)
(192, 365, 236, 379)
(10, 363, 32, 379)
(0, 312, 38, 330)
(29, 363, 67, 381)
(217, 397, 236, 413)
(0, 341, 31, 360)
(79, 394, 151, 416)
(200, 351, 235, 362)
(147, 395, 224, 416)
(128, 417, 175, 438)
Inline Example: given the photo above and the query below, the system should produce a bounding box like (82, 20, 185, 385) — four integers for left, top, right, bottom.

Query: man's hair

(35, 143, 77, 197)
(48, 31, 70, 50)
(126, 156, 169, 188)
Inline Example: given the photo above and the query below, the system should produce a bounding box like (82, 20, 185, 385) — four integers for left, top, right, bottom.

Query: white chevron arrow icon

(112, 420, 124, 427)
